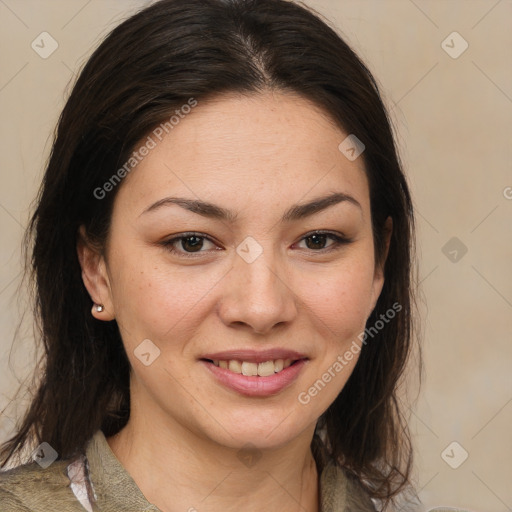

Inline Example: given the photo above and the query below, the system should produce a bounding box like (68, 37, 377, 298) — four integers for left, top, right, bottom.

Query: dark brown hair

(1, 0, 417, 507)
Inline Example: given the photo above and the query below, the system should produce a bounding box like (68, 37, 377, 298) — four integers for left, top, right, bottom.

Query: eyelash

(161, 231, 352, 258)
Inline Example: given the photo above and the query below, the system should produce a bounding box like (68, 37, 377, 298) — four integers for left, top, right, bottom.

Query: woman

(0, 0, 417, 510)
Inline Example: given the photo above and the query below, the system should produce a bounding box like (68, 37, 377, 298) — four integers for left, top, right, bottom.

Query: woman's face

(85, 91, 387, 450)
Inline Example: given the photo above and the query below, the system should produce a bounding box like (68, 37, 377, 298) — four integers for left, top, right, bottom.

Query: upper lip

(200, 349, 308, 364)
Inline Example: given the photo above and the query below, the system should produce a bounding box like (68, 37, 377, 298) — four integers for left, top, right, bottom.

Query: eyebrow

(139, 192, 361, 223)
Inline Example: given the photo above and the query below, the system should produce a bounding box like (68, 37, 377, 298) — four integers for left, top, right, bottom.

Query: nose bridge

(219, 242, 297, 333)
(242, 254, 282, 299)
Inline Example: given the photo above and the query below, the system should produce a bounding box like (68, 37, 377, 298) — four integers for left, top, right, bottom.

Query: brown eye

(295, 231, 352, 253)
(180, 235, 204, 252)
(304, 233, 329, 250)
(162, 233, 218, 257)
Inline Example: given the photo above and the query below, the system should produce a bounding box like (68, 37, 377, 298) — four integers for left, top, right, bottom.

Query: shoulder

(320, 458, 376, 512)
(0, 459, 84, 512)
(0, 476, 32, 512)
(313, 434, 375, 512)
(342, 467, 377, 511)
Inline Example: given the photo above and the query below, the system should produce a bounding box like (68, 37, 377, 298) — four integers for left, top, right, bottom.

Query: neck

(107, 408, 319, 512)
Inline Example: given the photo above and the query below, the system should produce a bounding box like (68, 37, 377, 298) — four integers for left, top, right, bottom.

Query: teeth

(212, 358, 295, 376)
(241, 362, 258, 376)
(228, 360, 242, 373)
(274, 359, 284, 372)
(257, 361, 275, 377)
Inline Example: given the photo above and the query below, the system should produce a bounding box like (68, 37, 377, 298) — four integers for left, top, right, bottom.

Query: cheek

(107, 248, 222, 347)
(295, 256, 376, 343)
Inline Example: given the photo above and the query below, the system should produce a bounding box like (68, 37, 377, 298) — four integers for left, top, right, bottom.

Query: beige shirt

(0, 430, 376, 511)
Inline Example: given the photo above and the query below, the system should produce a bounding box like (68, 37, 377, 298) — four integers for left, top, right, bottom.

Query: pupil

(306, 234, 327, 250)
(182, 236, 203, 252)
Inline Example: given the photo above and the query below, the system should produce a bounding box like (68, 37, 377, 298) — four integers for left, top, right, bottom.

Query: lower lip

(201, 359, 307, 397)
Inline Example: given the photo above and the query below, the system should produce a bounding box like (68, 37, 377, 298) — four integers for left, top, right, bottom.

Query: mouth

(199, 350, 308, 396)
(201, 357, 304, 377)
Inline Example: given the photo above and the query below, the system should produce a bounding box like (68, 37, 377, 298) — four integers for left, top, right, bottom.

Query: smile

(201, 357, 308, 397)
(208, 358, 295, 376)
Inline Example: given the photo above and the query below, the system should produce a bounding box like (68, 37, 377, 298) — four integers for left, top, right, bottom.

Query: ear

(368, 216, 393, 316)
(76, 225, 115, 321)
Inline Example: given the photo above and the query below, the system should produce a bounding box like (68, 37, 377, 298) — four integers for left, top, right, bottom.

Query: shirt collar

(85, 429, 373, 512)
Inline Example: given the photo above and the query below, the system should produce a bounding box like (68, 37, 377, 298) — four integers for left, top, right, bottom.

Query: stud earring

(93, 304, 104, 313)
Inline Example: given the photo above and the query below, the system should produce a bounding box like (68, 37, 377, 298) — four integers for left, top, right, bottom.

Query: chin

(205, 410, 315, 451)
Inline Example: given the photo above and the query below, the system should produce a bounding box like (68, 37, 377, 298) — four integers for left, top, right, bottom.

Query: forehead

(113, 91, 370, 215)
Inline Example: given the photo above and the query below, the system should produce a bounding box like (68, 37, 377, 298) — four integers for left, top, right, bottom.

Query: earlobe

(76, 225, 115, 320)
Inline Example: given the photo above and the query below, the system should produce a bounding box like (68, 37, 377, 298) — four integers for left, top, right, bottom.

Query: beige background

(0, 1, 511, 510)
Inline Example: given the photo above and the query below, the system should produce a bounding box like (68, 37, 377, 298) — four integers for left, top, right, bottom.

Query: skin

(78, 90, 391, 512)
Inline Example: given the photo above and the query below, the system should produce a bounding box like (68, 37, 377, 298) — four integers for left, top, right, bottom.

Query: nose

(217, 249, 298, 335)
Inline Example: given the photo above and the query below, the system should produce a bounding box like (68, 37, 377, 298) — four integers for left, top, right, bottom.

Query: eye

(161, 230, 351, 259)
(162, 233, 219, 257)
(294, 231, 352, 252)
